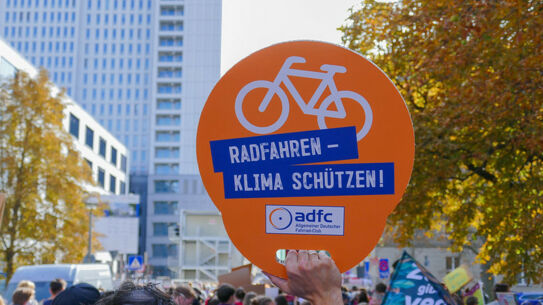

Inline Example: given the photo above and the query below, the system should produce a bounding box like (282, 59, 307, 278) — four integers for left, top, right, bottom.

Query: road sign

(127, 255, 144, 271)
(197, 41, 415, 277)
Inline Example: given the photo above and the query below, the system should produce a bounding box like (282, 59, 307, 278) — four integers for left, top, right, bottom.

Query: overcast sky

(220, 0, 361, 75)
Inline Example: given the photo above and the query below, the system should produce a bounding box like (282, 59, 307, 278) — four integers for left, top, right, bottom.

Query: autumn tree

(341, 0, 542, 285)
(0, 70, 97, 281)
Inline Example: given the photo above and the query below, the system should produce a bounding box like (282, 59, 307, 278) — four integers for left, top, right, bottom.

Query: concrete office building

(0, 38, 129, 196)
(0, 0, 237, 278)
(1, 39, 145, 278)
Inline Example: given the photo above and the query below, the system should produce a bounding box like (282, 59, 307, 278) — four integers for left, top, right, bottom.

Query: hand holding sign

(197, 41, 414, 277)
(266, 250, 342, 305)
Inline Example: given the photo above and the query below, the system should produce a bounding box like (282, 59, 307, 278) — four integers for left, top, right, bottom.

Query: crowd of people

(0, 250, 512, 305)
(0, 279, 391, 305)
(0, 250, 345, 305)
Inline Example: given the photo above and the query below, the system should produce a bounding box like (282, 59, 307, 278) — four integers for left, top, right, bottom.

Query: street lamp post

(83, 196, 99, 263)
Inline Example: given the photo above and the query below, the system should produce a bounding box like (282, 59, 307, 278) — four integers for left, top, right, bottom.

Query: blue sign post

(127, 255, 144, 272)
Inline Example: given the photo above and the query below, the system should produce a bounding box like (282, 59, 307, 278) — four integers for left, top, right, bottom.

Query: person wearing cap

(95, 281, 174, 305)
(52, 283, 101, 305)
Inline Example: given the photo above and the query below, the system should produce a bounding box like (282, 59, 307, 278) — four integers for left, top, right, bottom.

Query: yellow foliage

(341, 0, 543, 284)
(0, 70, 94, 281)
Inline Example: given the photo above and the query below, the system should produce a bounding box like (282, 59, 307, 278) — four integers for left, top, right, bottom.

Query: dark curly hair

(95, 281, 174, 305)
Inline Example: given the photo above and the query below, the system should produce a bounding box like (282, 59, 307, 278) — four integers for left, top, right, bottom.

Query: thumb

(263, 271, 290, 294)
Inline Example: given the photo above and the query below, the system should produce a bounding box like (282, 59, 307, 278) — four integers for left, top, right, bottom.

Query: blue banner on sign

(222, 162, 394, 198)
(382, 251, 459, 305)
(210, 127, 359, 172)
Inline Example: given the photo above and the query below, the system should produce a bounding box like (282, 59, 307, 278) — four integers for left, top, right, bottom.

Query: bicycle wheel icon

(235, 80, 290, 135)
(317, 91, 373, 141)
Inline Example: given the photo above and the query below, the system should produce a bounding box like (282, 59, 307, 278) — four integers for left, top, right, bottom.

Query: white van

(4, 264, 113, 302)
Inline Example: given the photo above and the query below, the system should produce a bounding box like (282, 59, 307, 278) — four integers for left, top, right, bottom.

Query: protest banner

(380, 258, 390, 279)
(443, 264, 473, 293)
(443, 265, 473, 293)
(197, 41, 415, 277)
(497, 293, 518, 305)
(463, 282, 485, 305)
(382, 251, 459, 305)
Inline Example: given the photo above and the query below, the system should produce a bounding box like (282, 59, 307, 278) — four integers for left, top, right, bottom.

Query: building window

(97, 167, 105, 188)
(445, 256, 460, 272)
(158, 68, 182, 79)
(155, 147, 180, 158)
(154, 180, 179, 193)
(153, 201, 178, 215)
(99, 137, 107, 158)
(120, 181, 126, 194)
(152, 244, 168, 258)
(153, 223, 169, 236)
(69, 113, 79, 138)
(85, 126, 94, 148)
(158, 37, 181, 47)
(156, 131, 180, 142)
(156, 115, 180, 126)
(121, 155, 127, 173)
(157, 99, 181, 110)
(84, 158, 93, 171)
(109, 175, 116, 193)
(155, 163, 179, 175)
(110, 147, 117, 166)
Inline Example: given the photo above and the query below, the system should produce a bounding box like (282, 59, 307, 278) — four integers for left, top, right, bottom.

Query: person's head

(494, 283, 509, 296)
(342, 292, 350, 305)
(208, 297, 220, 305)
(234, 288, 245, 302)
(12, 288, 34, 305)
(95, 281, 173, 305)
(172, 285, 196, 305)
(50, 278, 67, 297)
(357, 289, 369, 303)
(242, 292, 257, 305)
(17, 281, 36, 291)
(52, 283, 101, 305)
(192, 287, 203, 301)
(274, 295, 288, 305)
(352, 286, 358, 292)
(251, 296, 274, 305)
(466, 296, 478, 305)
(375, 283, 387, 294)
(216, 284, 236, 304)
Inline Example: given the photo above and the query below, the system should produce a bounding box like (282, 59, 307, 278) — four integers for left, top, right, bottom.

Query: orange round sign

(197, 41, 414, 278)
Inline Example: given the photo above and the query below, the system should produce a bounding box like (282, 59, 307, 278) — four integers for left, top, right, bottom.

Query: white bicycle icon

(235, 56, 373, 141)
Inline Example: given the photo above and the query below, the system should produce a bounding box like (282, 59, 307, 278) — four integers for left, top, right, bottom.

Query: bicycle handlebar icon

(234, 56, 373, 141)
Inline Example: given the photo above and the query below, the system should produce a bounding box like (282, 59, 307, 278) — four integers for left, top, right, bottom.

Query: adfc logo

(268, 208, 293, 230)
